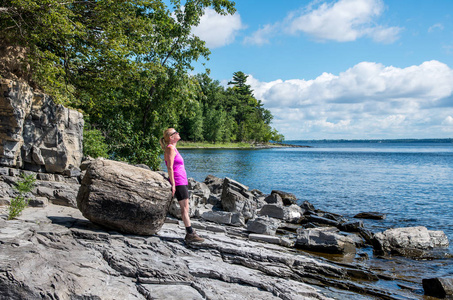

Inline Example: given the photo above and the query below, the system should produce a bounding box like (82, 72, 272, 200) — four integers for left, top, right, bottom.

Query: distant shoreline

(176, 138, 452, 149)
(285, 138, 453, 144)
(177, 141, 311, 149)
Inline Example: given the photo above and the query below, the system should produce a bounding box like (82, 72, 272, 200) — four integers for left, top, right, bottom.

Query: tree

(1, 0, 236, 169)
(228, 71, 253, 96)
(226, 71, 282, 143)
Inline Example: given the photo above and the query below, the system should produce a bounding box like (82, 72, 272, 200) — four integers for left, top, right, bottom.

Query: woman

(160, 128, 204, 243)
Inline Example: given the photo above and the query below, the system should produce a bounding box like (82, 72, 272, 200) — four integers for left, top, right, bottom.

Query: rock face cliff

(0, 78, 83, 174)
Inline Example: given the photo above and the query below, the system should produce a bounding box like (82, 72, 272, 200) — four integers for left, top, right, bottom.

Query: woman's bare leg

(179, 199, 191, 228)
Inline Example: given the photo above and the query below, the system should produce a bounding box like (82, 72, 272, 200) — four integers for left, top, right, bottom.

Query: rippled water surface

(163, 141, 453, 286)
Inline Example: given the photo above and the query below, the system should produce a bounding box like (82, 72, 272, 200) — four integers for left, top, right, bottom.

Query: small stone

(354, 212, 386, 220)
(423, 277, 453, 298)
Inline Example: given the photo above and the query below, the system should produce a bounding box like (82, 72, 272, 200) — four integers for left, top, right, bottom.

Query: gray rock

(201, 210, 232, 224)
(76, 159, 172, 235)
(64, 165, 81, 177)
(201, 210, 246, 226)
(305, 214, 339, 226)
(204, 174, 224, 194)
(354, 212, 386, 220)
(339, 220, 364, 232)
(248, 233, 282, 245)
(0, 79, 84, 174)
(221, 177, 256, 221)
(28, 196, 48, 207)
(189, 178, 211, 201)
(194, 203, 214, 218)
(168, 193, 202, 219)
(0, 198, 10, 206)
(0, 167, 8, 175)
(296, 227, 356, 254)
(205, 223, 227, 233)
(300, 200, 315, 212)
(0, 204, 427, 300)
(135, 163, 151, 170)
(37, 173, 55, 181)
(35, 180, 80, 208)
(0, 180, 15, 198)
(259, 204, 285, 219)
(271, 190, 297, 206)
(207, 194, 221, 206)
(80, 157, 95, 171)
(423, 277, 453, 298)
(285, 205, 304, 223)
(264, 193, 283, 205)
(373, 226, 449, 257)
(246, 216, 280, 235)
(259, 204, 303, 223)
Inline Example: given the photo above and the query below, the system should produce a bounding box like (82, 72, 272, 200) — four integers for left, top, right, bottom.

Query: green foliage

(177, 141, 254, 148)
(83, 126, 109, 159)
(228, 71, 253, 96)
(181, 72, 284, 144)
(1, 1, 284, 168)
(8, 173, 36, 220)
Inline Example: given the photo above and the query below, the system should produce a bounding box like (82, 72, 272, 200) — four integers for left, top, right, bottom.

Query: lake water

(163, 141, 453, 288)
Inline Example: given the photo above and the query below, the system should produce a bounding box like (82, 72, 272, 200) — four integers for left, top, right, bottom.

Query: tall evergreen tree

(228, 71, 253, 96)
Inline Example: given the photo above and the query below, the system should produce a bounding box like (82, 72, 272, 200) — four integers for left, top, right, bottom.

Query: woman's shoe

(185, 231, 204, 243)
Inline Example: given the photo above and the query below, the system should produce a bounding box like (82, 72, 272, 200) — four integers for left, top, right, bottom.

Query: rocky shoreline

(1, 160, 452, 300)
(1, 78, 452, 299)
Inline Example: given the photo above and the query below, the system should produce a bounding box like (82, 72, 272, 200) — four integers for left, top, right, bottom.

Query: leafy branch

(7, 173, 36, 220)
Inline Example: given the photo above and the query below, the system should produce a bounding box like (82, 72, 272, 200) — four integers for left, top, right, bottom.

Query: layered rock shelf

(1, 161, 452, 299)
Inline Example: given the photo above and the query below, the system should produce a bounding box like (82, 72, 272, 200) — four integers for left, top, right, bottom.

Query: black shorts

(174, 185, 189, 201)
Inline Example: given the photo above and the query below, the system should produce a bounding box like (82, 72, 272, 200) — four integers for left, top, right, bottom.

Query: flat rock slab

(2, 204, 420, 300)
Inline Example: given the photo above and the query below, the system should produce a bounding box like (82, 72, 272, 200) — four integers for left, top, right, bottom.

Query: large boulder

(0, 79, 83, 174)
(76, 159, 172, 235)
(373, 226, 449, 257)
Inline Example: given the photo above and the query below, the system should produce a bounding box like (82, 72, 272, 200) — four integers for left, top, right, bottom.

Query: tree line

(181, 72, 284, 144)
(0, 0, 283, 170)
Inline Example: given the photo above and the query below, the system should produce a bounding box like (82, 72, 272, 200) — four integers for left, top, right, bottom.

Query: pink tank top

(165, 145, 188, 186)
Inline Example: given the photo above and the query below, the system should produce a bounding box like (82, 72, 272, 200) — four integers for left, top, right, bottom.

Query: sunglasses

(170, 131, 179, 136)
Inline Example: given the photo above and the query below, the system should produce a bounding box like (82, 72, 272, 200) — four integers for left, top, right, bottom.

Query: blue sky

(190, 0, 453, 140)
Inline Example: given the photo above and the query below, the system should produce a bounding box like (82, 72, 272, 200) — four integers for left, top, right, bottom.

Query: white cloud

(246, 61, 453, 139)
(245, 0, 402, 45)
(192, 8, 245, 48)
(243, 24, 276, 45)
(428, 23, 444, 33)
(443, 116, 453, 125)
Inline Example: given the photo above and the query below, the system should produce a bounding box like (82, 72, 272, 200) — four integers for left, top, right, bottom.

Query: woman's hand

(172, 185, 176, 196)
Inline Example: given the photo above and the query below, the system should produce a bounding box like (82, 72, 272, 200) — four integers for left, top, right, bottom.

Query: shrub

(83, 127, 109, 158)
(8, 173, 36, 220)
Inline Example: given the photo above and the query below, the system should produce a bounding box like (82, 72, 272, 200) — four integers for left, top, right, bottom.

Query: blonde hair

(159, 128, 175, 150)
